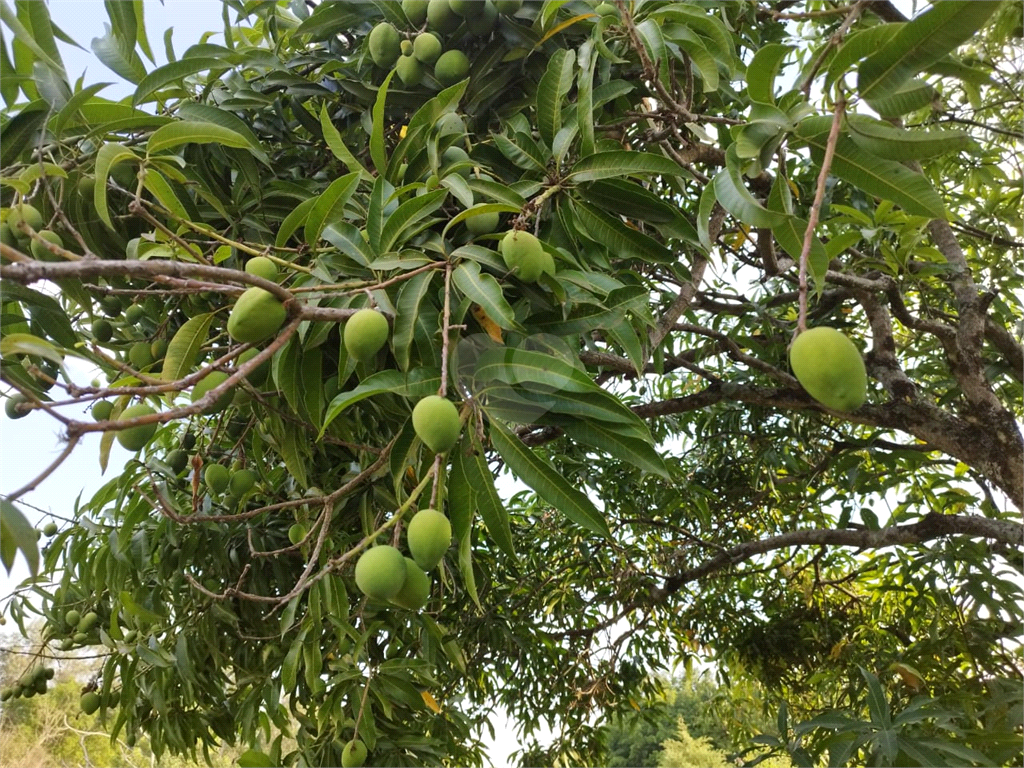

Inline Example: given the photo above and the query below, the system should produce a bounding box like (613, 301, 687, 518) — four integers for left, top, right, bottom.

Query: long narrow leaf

(488, 420, 611, 539)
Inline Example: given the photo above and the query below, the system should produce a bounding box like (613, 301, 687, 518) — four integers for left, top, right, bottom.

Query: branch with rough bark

(655, 513, 1023, 598)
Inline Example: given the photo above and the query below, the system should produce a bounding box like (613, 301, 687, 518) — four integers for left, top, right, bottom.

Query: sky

(1, 0, 928, 765)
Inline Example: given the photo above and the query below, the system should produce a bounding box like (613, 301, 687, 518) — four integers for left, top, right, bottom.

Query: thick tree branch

(656, 513, 1023, 598)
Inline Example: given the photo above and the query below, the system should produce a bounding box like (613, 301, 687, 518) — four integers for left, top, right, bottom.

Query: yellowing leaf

(420, 690, 441, 713)
(471, 304, 504, 343)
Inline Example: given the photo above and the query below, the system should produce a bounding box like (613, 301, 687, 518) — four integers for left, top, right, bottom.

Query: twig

(5, 435, 80, 502)
(796, 94, 846, 335)
(799, 0, 870, 96)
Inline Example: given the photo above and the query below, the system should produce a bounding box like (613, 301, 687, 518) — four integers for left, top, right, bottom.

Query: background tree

(1, 1, 1021, 766)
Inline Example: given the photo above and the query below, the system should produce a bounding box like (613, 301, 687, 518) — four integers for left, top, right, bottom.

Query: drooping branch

(656, 513, 1024, 598)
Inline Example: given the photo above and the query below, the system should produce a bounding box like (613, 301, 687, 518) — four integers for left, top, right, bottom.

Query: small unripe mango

(344, 309, 390, 362)
(227, 287, 286, 344)
(412, 395, 461, 453)
(205, 464, 230, 494)
(413, 32, 442, 64)
(427, 0, 460, 32)
(230, 469, 257, 496)
(92, 319, 113, 342)
(80, 692, 101, 715)
(434, 49, 470, 86)
(368, 22, 401, 68)
(341, 739, 368, 768)
(191, 371, 233, 413)
(789, 326, 867, 412)
(116, 404, 158, 451)
(92, 400, 113, 421)
(128, 341, 154, 369)
(396, 53, 425, 86)
(166, 449, 189, 474)
(500, 230, 554, 282)
(407, 508, 452, 571)
(465, 207, 500, 235)
(288, 523, 307, 545)
(30, 229, 63, 261)
(403, 0, 429, 25)
(495, 0, 523, 13)
(390, 558, 431, 609)
(7, 203, 43, 233)
(354, 545, 407, 600)
(245, 256, 278, 282)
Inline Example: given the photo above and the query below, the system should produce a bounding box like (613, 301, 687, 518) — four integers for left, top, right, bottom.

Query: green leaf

(147, 120, 255, 155)
(381, 189, 447, 253)
(578, 55, 596, 157)
(321, 369, 441, 435)
(466, 432, 516, 560)
(393, 269, 436, 371)
(273, 337, 304, 415)
(860, 667, 891, 728)
(279, 423, 309, 489)
(666, 28, 719, 93)
(0, 1, 65, 77)
(712, 147, 786, 228)
(867, 78, 935, 117)
(457, 528, 481, 609)
(319, 104, 372, 180)
(697, 179, 718, 250)
(747, 44, 791, 104)
(846, 115, 970, 160)
(281, 630, 306, 693)
(772, 216, 828, 295)
(143, 170, 190, 222)
(304, 172, 359, 248)
(568, 150, 687, 182)
(370, 70, 395, 176)
(560, 421, 668, 478)
(161, 313, 213, 383)
(91, 25, 146, 83)
(572, 200, 673, 262)
(825, 25, 901, 93)
(489, 420, 610, 539)
(300, 346, 323, 426)
(2, 282, 77, 349)
(0, 332, 64, 366)
(134, 57, 223, 105)
(176, 102, 269, 164)
(794, 117, 945, 219)
(536, 48, 575, 146)
(94, 142, 139, 229)
(578, 179, 697, 243)
(858, 1, 999, 102)
(322, 221, 372, 267)
(452, 262, 522, 332)
(275, 196, 318, 249)
(0, 498, 39, 576)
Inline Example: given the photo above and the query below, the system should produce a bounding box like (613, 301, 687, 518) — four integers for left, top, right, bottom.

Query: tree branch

(656, 513, 1024, 598)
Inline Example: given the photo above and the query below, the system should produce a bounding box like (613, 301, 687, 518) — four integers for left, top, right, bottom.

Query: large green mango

(227, 287, 286, 344)
(789, 326, 867, 412)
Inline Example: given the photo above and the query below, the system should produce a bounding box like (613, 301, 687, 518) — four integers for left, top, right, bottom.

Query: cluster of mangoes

(0, 664, 54, 701)
(354, 507, 453, 611)
(0, 202, 67, 261)
(368, 0, 523, 87)
(79, 688, 120, 715)
(51, 607, 102, 651)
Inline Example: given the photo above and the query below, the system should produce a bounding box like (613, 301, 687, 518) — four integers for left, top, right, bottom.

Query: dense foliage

(1, 1, 1021, 766)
